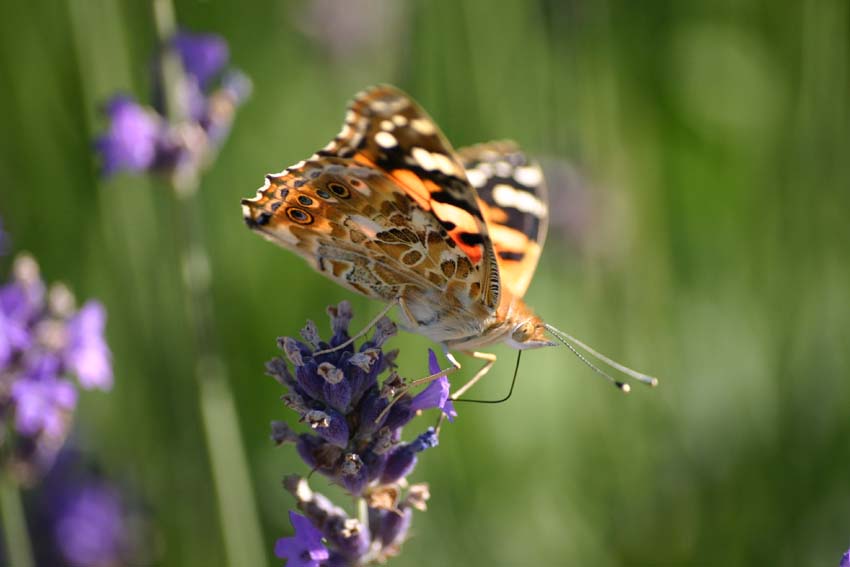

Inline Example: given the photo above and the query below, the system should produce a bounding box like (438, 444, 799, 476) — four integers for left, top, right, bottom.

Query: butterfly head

(505, 316, 557, 350)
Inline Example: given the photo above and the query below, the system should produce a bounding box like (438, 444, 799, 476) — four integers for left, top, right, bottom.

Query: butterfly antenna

(544, 324, 659, 389)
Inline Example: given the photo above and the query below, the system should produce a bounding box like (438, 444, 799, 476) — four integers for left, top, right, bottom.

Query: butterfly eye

(511, 321, 534, 343)
(297, 195, 314, 206)
(286, 207, 313, 224)
(327, 182, 351, 199)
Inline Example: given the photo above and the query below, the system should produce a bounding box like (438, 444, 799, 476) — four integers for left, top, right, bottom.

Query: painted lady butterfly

(242, 85, 657, 393)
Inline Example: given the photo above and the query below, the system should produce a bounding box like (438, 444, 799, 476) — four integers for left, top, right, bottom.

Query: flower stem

(0, 478, 34, 567)
(151, 1, 266, 565)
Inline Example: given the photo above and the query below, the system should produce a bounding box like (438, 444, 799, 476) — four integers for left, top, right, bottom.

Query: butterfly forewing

(242, 87, 503, 334)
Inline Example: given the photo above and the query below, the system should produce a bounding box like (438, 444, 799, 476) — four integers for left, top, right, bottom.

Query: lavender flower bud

(381, 429, 438, 484)
(326, 516, 370, 560)
(371, 317, 397, 347)
(339, 453, 369, 494)
(327, 301, 353, 336)
(280, 336, 309, 366)
(305, 409, 349, 448)
(300, 320, 321, 348)
(378, 507, 412, 547)
(270, 421, 298, 446)
(294, 360, 326, 402)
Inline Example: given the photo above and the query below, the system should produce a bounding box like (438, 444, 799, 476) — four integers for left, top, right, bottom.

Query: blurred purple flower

(410, 349, 457, 422)
(31, 447, 154, 567)
(0, 254, 113, 482)
(65, 301, 112, 390)
(54, 484, 126, 566)
(275, 511, 330, 567)
(173, 31, 229, 88)
(95, 30, 249, 181)
(11, 373, 77, 438)
(94, 96, 162, 176)
(841, 549, 849, 567)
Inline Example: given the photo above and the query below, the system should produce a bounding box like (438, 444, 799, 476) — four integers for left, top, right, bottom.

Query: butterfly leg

(433, 351, 496, 434)
(450, 351, 497, 400)
(313, 301, 395, 356)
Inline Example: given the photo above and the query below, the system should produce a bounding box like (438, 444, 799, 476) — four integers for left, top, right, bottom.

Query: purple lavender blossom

(268, 302, 449, 564)
(11, 372, 77, 438)
(94, 96, 162, 176)
(31, 447, 153, 567)
(841, 549, 850, 567)
(410, 349, 457, 422)
(380, 428, 438, 485)
(65, 301, 113, 390)
(53, 484, 126, 566)
(0, 254, 113, 482)
(275, 511, 330, 567)
(95, 30, 249, 180)
(173, 31, 229, 88)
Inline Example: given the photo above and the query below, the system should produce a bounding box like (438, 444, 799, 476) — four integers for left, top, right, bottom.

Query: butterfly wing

(242, 87, 502, 337)
(458, 141, 549, 299)
(317, 85, 501, 311)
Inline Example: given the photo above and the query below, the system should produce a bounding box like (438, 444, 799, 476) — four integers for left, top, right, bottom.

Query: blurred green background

(2, 0, 849, 565)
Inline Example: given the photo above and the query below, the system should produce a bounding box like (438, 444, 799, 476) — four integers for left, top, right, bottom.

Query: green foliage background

(2, 1, 849, 565)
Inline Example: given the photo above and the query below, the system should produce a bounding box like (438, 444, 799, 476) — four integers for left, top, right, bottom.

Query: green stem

(151, 1, 267, 565)
(0, 478, 34, 567)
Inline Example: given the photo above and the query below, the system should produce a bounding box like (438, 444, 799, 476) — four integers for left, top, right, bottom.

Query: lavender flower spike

(275, 511, 330, 567)
(267, 302, 451, 564)
(840, 549, 849, 567)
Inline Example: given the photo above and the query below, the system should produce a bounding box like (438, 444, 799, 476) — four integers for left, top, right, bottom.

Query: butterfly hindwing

(458, 141, 549, 299)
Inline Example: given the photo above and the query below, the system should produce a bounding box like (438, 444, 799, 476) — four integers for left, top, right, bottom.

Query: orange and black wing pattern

(458, 141, 548, 298)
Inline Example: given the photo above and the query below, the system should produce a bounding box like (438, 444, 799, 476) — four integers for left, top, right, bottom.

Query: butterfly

(242, 85, 657, 393)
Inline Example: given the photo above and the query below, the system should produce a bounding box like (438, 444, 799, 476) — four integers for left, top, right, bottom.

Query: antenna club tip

(618, 382, 631, 393)
(649, 378, 659, 387)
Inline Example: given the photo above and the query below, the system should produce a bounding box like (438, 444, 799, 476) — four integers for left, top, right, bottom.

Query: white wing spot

(375, 131, 398, 148)
(412, 147, 436, 170)
(371, 100, 390, 113)
(495, 161, 512, 177)
(431, 152, 458, 176)
(514, 166, 543, 187)
(380, 120, 394, 131)
(466, 169, 487, 188)
(492, 184, 547, 218)
(411, 118, 436, 135)
(392, 114, 408, 127)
